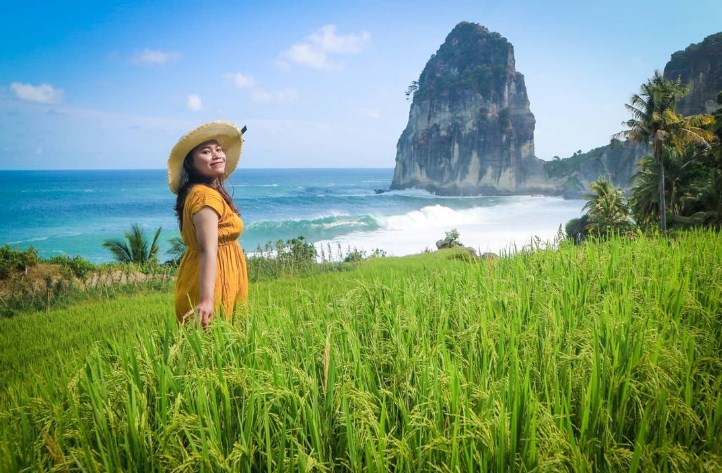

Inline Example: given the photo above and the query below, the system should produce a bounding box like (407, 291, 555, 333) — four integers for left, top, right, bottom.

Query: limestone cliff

(543, 140, 648, 197)
(546, 32, 722, 197)
(664, 32, 722, 115)
(391, 22, 555, 195)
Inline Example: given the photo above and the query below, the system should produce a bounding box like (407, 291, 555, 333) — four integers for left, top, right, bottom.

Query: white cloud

(132, 49, 182, 65)
(224, 72, 297, 104)
(278, 25, 371, 70)
(251, 88, 299, 104)
(224, 72, 256, 89)
(10, 82, 64, 103)
(186, 94, 202, 112)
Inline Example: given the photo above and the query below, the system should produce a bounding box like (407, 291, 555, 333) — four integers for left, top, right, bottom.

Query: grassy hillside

(1, 232, 721, 471)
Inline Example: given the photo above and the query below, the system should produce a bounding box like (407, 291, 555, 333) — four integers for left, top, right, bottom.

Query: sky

(1, 0, 720, 170)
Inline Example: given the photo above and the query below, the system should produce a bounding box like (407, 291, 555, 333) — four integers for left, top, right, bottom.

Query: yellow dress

(174, 185, 248, 321)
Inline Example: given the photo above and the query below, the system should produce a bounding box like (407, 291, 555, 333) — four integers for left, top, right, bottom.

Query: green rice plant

(0, 230, 721, 471)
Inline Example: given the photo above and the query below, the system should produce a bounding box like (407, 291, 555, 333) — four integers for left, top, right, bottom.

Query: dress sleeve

(186, 185, 225, 218)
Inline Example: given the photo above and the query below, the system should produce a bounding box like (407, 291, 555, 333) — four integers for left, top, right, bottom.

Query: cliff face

(547, 32, 722, 197)
(543, 141, 649, 197)
(664, 32, 722, 115)
(391, 22, 555, 195)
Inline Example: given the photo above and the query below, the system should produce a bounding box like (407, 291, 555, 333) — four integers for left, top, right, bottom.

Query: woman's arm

(192, 207, 219, 329)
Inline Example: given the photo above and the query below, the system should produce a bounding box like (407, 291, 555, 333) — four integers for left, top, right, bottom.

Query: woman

(167, 121, 248, 328)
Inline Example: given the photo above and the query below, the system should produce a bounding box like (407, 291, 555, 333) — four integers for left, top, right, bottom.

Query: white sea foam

(8, 236, 49, 245)
(232, 184, 279, 188)
(315, 196, 585, 258)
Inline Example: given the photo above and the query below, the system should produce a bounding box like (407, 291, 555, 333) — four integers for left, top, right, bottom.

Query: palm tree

(102, 224, 162, 264)
(583, 177, 632, 236)
(617, 70, 715, 232)
(630, 155, 661, 227)
(687, 169, 722, 228)
(166, 236, 186, 265)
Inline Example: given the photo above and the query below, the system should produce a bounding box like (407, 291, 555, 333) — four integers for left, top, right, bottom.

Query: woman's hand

(196, 299, 214, 329)
(181, 300, 214, 329)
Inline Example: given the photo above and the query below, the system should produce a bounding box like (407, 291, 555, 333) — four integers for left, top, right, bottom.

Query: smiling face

(190, 139, 227, 180)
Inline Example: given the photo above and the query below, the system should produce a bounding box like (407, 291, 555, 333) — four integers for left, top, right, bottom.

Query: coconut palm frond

(101, 239, 133, 262)
(167, 236, 186, 263)
(102, 223, 163, 264)
(148, 226, 163, 263)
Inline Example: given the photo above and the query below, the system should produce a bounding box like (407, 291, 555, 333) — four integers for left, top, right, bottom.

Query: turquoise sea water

(0, 169, 584, 263)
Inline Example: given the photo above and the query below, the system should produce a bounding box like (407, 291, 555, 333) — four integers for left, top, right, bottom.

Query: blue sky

(1, 0, 720, 170)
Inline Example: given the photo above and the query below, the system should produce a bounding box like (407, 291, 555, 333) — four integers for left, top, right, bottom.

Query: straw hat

(167, 120, 245, 194)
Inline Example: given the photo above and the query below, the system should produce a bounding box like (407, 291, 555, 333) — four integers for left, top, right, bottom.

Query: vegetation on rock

(413, 22, 511, 102)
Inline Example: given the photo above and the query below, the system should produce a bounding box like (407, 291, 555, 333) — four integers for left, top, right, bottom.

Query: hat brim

(167, 120, 244, 194)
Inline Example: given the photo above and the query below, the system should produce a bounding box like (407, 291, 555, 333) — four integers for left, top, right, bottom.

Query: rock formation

(391, 22, 555, 195)
(392, 24, 721, 197)
(542, 140, 648, 197)
(664, 32, 722, 115)
(546, 32, 722, 197)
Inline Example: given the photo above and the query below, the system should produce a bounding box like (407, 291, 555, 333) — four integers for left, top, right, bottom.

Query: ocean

(0, 169, 585, 263)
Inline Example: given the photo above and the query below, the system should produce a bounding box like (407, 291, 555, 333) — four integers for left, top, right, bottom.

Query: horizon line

(0, 166, 397, 172)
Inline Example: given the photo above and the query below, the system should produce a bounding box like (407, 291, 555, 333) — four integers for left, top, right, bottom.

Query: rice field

(0, 230, 721, 471)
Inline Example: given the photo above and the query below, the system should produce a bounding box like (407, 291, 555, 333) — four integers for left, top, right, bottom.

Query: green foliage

(248, 236, 321, 281)
(442, 228, 462, 247)
(667, 32, 722, 71)
(0, 264, 174, 318)
(165, 236, 186, 266)
(543, 143, 616, 178)
(498, 107, 511, 130)
(46, 255, 96, 279)
(102, 223, 162, 265)
(0, 245, 38, 279)
(564, 214, 589, 244)
(405, 80, 418, 100)
(413, 22, 511, 102)
(583, 177, 633, 236)
(343, 248, 366, 262)
(631, 141, 722, 230)
(619, 70, 715, 232)
(1, 231, 721, 470)
(286, 236, 317, 262)
(369, 248, 387, 258)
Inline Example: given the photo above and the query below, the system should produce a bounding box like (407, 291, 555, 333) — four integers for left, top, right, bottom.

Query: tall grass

(247, 238, 365, 281)
(0, 230, 720, 471)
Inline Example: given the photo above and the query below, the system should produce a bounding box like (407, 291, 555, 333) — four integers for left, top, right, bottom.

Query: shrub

(46, 255, 96, 279)
(248, 236, 323, 281)
(370, 248, 387, 258)
(286, 236, 317, 263)
(0, 245, 39, 279)
(443, 229, 461, 247)
(565, 215, 589, 244)
(343, 249, 366, 263)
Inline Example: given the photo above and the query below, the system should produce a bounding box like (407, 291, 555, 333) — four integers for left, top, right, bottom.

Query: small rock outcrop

(391, 22, 555, 195)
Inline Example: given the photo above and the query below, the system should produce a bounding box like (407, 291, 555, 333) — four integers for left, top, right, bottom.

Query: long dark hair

(174, 150, 239, 230)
